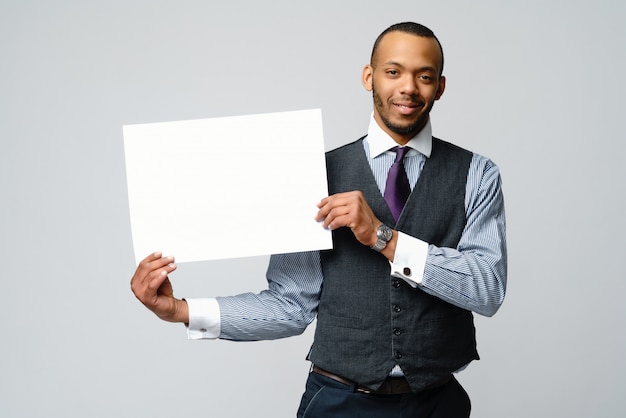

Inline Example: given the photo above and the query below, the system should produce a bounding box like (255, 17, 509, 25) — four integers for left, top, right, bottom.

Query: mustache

(395, 96, 424, 106)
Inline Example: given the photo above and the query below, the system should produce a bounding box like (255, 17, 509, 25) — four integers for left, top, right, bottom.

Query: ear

(435, 75, 446, 100)
(362, 65, 373, 91)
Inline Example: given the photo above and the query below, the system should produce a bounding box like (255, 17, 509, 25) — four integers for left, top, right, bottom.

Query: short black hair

(370, 22, 444, 76)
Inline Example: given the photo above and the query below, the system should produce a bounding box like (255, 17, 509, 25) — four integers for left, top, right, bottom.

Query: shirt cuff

(185, 298, 221, 339)
(390, 231, 429, 287)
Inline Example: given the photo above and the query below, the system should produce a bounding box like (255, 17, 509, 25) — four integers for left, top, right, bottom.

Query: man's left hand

(315, 191, 380, 247)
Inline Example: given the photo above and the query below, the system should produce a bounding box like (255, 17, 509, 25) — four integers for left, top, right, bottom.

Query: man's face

(362, 32, 446, 145)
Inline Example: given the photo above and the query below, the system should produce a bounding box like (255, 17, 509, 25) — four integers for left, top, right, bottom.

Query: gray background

(2, 0, 625, 417)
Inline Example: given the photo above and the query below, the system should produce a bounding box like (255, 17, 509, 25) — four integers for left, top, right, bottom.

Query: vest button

(394, 352, 403, 359)
(393, 305, 401, 313)
(392, 280, 401, 288)
(393, 328, 402, 336)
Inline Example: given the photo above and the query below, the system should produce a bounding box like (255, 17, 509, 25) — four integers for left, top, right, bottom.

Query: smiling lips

(393, 101, 422, 115)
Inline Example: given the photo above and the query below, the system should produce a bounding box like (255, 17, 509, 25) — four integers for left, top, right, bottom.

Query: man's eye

(387, 70, 398, 76)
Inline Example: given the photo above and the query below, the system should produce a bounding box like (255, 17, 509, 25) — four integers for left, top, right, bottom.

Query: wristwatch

(371, 223, 393, 252)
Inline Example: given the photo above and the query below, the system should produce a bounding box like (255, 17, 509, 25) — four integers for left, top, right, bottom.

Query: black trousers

(297, 371, 471, 418)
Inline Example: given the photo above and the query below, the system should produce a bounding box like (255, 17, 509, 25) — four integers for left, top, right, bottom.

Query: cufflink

(403, 267, 411, 276)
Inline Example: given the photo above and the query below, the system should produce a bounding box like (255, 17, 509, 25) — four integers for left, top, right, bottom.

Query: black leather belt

(312, 365, 451, 395)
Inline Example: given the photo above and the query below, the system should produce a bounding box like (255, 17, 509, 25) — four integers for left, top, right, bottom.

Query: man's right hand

(130, 252, 188, 323)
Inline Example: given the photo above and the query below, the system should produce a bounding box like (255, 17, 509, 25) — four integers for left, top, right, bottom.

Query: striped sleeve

(216, 250, 323, 340)
(421, 154, 507, 316)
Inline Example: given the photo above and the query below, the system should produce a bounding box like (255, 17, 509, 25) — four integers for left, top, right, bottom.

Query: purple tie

(384, 146, 411, 222)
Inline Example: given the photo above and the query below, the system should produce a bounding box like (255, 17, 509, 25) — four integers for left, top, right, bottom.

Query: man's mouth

(393, 102, 421, 115)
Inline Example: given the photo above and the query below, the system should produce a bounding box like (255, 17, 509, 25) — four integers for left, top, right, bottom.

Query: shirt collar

(366, 113, 433, 158)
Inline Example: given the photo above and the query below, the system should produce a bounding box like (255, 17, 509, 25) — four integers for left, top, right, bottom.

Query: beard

(372, 83, 433, 138)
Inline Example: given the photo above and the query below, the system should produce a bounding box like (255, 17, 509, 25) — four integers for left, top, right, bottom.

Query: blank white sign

(123, 109, 332, 264)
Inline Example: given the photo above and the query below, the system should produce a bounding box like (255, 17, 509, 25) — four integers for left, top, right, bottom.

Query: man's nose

(399, 75, 418, 95)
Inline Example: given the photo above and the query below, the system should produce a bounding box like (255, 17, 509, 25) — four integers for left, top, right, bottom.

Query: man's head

(363, 22, 446, 145)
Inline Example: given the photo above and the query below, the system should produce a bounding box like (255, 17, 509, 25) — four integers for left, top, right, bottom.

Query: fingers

(130, 252, 177, 302)
(130, 253, 188, 323)
(317, 198, 351, 230)
(316, 191, 380, 247)
(316, 192, 360, 227)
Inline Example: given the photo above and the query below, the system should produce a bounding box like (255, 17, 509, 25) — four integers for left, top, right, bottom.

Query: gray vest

(309, 137, 478, 392)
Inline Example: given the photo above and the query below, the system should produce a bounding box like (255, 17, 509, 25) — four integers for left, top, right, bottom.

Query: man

(131, 22, 506, 417)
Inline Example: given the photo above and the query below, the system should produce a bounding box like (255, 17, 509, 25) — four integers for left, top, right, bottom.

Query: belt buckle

(356, 385, 374, 394)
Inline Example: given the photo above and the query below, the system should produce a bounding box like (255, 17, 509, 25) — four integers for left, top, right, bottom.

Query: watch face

(371, 224, 392, 252)
(377, 224, 392, 241)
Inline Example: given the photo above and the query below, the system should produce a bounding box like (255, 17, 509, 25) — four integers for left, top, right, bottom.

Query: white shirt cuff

(390, 231, 429, 287)
(185, 298, 221, 339)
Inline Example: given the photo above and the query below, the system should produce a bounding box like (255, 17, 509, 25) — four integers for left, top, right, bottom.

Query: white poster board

(123, 109, 332, 264)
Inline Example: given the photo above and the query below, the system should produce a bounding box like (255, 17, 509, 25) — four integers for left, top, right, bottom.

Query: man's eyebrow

(381, 60, 404, 68)
(381, 61, 438, 73)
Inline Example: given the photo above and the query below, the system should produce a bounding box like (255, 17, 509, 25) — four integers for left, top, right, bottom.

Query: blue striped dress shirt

(186, 116, 507, 343)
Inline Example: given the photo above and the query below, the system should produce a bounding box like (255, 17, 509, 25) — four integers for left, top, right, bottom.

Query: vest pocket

(416, 312, 477, 366)
(321, 313, 363, 330)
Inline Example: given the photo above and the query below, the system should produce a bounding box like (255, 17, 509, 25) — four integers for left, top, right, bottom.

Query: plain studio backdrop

(2, 1, 624, 417)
